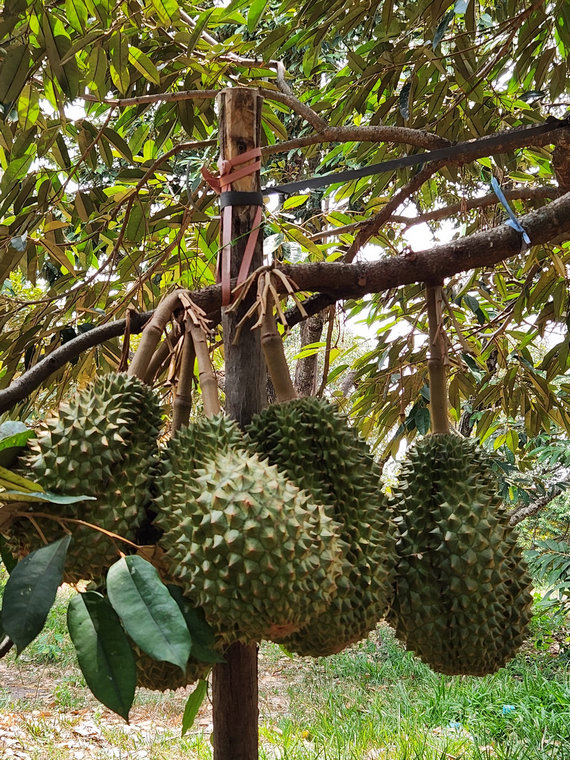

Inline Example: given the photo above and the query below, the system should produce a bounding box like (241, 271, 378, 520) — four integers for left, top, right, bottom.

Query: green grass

(262, 625, 570, 760)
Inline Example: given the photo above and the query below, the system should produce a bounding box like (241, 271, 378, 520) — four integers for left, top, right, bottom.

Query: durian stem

(189, 323, 221, 417)
(144, 325, 182, 384)
(426, 283, 450, 435)
(261, 294, 298, 403)
(128, 290, 183, 381)
(171, 330, 196, 432)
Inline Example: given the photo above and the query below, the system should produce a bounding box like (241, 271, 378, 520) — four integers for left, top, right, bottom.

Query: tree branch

(343, 163, 443, 263)
(310, 186, 563, 240)
(2, 190, 569, 414)
(509, 486, 565, 526)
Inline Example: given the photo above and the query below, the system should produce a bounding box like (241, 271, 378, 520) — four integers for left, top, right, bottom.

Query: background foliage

(0, 0, 569, 508)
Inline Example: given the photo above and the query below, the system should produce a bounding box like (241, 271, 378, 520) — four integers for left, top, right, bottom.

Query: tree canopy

(1, 0, 570, 506)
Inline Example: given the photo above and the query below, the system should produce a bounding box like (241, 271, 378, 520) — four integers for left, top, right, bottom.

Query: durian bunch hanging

(0, 278, 534, 687)
(385, 285, 533, 675)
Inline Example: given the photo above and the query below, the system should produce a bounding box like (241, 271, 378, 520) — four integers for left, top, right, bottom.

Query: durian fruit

(387, 433, 533, 676)
(246, 397, 397, 656)
(5, 373, 161, 582)
(133, 645, 213, 692)
(153, 444, 345, 644)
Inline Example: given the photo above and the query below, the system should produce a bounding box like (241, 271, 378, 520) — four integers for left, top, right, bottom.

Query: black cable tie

(220, 191, 264, 208)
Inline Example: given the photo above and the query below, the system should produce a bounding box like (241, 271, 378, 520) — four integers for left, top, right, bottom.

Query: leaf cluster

(0, 540, 220, 728)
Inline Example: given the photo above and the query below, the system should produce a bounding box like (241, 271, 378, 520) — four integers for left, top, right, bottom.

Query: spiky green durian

(387, 433, 533, 676)
(246, 397, 397, 656)
(5, 373, 161, 581)
(153, 445, 344, 644)
(133, 646, 213, 692)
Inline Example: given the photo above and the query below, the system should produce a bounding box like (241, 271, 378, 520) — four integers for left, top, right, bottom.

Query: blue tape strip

(491, 177, 531, 245)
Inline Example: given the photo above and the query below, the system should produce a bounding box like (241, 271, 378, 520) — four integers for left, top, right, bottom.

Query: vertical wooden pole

(212, 87, 265, 760)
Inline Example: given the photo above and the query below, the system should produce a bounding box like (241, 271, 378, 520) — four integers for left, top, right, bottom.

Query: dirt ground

(0, 648, 300, 759)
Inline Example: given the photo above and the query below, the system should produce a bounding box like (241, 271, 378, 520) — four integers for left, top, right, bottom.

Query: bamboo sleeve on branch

(171, 331, 196, 432)
(260, 294, 298, 403)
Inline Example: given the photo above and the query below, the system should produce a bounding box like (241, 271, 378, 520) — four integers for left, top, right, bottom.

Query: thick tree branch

(2, 190, 569, 414)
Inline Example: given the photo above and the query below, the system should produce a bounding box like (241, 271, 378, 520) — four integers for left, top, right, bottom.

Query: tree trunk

(294, 313, 325, 396)
(212, 87, 265, 760)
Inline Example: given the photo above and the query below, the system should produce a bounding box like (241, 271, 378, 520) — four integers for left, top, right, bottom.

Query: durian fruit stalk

(247, 300, 397, 656)
(187, 321, 220, 417)
(425, 283, 449, 435)
(386, 283, 533, 675)
(259, 293, 297, 403)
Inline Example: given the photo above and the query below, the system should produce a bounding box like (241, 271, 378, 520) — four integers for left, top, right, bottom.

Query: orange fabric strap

(201, 147, 263, 306)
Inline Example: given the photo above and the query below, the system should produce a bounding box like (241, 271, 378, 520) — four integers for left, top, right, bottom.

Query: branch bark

(509, 486, 565, 526)
(2, 190, 570, 414)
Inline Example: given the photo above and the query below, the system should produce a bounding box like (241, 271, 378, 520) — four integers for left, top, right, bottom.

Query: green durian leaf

(0, 491, 96, 504)
(167, 585, 224, 664)
(67, 591, 136, 722)
(1, 535, 71, 653)
(0, 421, 29, 440)
(0, 429, 34, 467)
(0, 465, 43, 492)
(107, 556, 191, 672)
(181, 678, 208, 736)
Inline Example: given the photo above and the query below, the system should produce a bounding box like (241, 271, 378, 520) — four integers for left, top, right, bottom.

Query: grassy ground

(0, 584, 569, 759)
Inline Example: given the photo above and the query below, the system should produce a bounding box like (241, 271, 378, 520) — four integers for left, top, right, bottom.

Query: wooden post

(212, 87, 265, 760)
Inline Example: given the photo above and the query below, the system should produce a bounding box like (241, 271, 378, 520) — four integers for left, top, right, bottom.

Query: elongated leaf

(0, 422, 29, 442)
(68, 591, 136, 722)
(107, 556, 191, 671)
(247, 0, 268, 31)
(128, 46, 160, 85)
(399, 80, 411, 120)
(101, 127, 133, 161)
(0, 465, 43, 492)
(0, 426, 33, 468)
(181, 679, 208, 736)
(110, 33, 130, 94)
(151, 0, 179, 25)
(432, 8, 454, 50)
(0, 490, 96, 504)
(167, 585, 224, 664)
(65, 0, 89, 33)
(17, 85, 39, 129)
(0, 45, 32, 105)
(186, 9, 214, 54)
(124, 201, 147, 243)
(39, 237, 77, 276)
(1, 535, 71, 653)
(0, 535, 17, 573)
